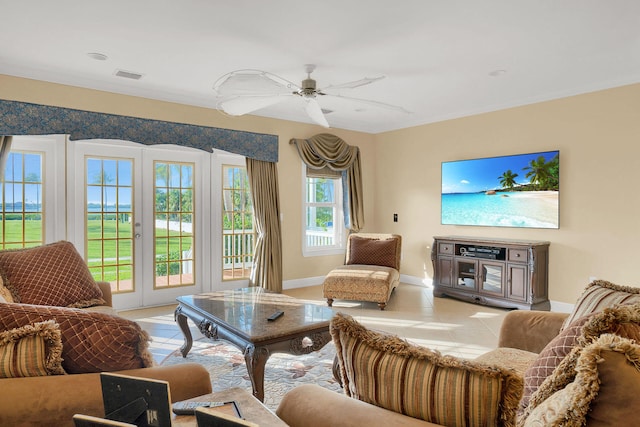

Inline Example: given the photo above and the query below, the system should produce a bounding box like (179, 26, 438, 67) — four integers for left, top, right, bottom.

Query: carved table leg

(174, 306, 193, 358)
(244, 345, 270, 402)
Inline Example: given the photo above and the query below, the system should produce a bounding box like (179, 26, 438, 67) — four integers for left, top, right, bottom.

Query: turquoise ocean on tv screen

(441, 192, 558, 229)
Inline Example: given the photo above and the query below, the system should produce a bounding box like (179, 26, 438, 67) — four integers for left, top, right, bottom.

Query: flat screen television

(441, 150, 559, 229)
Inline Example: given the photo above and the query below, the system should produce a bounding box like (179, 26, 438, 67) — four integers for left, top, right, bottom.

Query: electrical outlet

(393, 213, 398, 222)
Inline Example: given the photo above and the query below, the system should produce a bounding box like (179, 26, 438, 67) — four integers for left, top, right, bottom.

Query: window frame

(301, 164, 346, 257)
(1, 136, 66, 248)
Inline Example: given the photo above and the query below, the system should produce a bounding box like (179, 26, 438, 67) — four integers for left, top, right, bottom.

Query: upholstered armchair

(322, 233, 402, 310)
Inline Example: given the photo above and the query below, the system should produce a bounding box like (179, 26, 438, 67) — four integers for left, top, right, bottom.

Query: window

(154, 161, 195, 288)
(303, 166, 345, 256)
(222, 165, 254, 280)
(0, 151, 44, 249)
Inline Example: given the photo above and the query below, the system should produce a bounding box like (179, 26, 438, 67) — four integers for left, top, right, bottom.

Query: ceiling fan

(213, 64, 410, 128)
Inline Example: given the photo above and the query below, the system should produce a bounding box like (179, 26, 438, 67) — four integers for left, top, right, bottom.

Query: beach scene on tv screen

(441, 150, 559, 228)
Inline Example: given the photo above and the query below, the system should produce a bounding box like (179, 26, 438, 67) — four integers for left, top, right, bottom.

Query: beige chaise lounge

(322, 233, 402, 310)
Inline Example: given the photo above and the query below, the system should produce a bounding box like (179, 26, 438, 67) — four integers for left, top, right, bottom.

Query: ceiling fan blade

(330, 94, 412, 114)
(304, 98, 330, 128)
(320, 76, 385, 93)
(213, 69, 298, 97)
(218, 95, 290, 116)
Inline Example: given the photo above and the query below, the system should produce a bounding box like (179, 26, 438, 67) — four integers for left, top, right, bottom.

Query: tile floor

(119, 283, 511, 364)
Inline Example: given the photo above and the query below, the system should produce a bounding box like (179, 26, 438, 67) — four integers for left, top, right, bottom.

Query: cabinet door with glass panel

(454, 259, 505, 296)
(478, 261, 505, 297)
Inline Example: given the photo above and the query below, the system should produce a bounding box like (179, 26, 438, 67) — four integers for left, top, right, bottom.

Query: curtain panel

(246, 158, 283, 292)
(290, 133, 364, 232)
(0, 135, 12, 181)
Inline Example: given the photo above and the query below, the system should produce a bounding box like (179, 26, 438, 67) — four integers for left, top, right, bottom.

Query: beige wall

(2, 74, 639, 304)
(373, 83, 640, 303)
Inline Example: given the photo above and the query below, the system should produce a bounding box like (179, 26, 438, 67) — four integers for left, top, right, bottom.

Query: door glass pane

(1, 151, 43, 249)
(86, 157, 134, 293)
(222, 165, 254, 280)
(154, 161, 194, 288)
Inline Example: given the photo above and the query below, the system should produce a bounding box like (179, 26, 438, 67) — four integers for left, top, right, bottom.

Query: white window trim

(301, 164, 346, 257)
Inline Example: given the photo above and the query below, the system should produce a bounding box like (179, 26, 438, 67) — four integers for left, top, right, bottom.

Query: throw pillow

(520, 303, 640, 419)
(331, 313, 522, 427)
(561, 279, 640, 331)
(0, 303, 154, 374)
(521, 334, 640, 427)
(0, 320, 65, 378)
(347, 235, 400, 270)
(519, 314, 593, 411)
(0, 241, 105, 308)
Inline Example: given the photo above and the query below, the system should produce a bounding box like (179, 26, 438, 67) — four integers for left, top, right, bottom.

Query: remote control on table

(172, 401, 225, 415)
(267, 311, 284, 321)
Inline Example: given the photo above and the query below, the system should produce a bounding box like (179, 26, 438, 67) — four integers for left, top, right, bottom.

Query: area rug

(160, 339, 342, 411)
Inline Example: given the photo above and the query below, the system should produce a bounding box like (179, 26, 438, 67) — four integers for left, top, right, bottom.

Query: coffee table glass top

(176, 287, 335, 342)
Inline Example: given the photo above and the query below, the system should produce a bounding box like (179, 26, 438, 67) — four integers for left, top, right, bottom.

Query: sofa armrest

(498, 310, 569, 353)
(96, 281, 113, 307)
(277, 384, 441, 427)
(0, 363, 211, 427)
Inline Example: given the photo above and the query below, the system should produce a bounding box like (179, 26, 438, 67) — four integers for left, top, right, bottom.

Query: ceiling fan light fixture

(299, 77, 318, 97)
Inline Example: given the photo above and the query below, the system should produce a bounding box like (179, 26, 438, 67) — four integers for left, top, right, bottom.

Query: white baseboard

(283, 273, 574, 313)
(282, 276, 324, 290)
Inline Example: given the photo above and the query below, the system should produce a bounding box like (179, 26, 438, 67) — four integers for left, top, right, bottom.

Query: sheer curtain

(246, 158, 283, 292)
(290, 133, 364, 232)
(0, 136, 12, 181)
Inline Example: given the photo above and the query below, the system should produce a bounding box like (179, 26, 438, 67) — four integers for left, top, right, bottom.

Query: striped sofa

(277, 280, 640, 427)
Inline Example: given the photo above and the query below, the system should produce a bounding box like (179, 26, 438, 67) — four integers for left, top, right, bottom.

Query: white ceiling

(1, 1, 639, 134)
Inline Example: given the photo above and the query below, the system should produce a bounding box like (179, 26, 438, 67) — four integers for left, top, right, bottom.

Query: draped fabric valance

(0, 99, 278, 162)
(290, 133, 364, 232)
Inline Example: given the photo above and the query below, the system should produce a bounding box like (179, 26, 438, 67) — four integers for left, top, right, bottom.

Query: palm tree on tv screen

(524, 156, 553, 190)
(498, 169, 518, 190)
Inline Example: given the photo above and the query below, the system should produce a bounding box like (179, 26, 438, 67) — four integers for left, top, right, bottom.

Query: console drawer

(439, 243, 454, 255)
(508, 248, 528, 262)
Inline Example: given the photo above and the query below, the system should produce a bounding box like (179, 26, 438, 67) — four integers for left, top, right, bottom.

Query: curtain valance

(0, 99, 278, 162)
(290, 133, 364, 232)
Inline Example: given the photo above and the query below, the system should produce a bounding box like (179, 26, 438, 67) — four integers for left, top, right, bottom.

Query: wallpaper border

(0, 99, 278, 162)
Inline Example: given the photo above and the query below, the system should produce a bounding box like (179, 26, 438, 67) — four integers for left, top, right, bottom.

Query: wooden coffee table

(171, 387, 287, 427)
(175, 287, 335, 402)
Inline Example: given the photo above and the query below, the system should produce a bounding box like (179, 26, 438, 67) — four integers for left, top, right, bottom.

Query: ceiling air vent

(114, 69, 144, 80)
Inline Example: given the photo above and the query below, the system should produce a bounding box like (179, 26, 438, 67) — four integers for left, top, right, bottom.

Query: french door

(69, 140, 209, 309)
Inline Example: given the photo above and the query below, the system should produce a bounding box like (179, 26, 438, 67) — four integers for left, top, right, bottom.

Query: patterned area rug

(160, 339, 342, 411)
